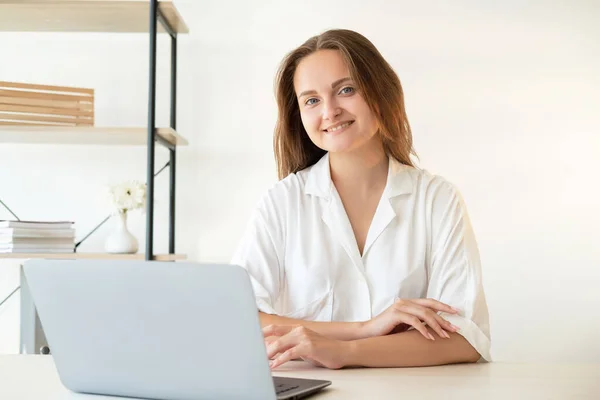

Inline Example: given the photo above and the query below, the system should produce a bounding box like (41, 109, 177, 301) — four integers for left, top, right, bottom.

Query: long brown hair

(273, 29, 417, 180)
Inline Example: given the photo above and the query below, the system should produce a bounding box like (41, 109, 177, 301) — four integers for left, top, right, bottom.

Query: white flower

(107, 180, 146, 214)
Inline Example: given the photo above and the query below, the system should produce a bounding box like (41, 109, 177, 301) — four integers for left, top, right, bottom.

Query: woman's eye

(305, 98, 319, 106)
(339, 86, 354, 95)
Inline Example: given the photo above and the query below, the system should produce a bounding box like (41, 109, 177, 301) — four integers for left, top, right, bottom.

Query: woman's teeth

(326, 121, 352, 132)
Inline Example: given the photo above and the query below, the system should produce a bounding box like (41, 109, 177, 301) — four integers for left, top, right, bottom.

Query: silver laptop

(23, 259, 331, 400)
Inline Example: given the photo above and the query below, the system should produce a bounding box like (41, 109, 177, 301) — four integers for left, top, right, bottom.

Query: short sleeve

(230, 195, 284, 315)
(426, 180, 492, 362)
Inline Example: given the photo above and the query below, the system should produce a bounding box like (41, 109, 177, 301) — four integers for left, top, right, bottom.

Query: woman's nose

(322, 99, 342, 121)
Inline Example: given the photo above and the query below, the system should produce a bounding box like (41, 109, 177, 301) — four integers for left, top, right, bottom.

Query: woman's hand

(360, 298, 461, 340)
(263, 325, 349, 370)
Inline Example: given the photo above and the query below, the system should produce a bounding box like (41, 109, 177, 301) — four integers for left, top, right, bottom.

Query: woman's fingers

(405, 299, 461, 333)
(432, 313, 460, 333)
(262, 324, 294, 338)
(395, 312, 434, 340)
(264, 335, 278, 345)
(396, 304, 446, 339)
(270, 345, 302, 370)
(265, 328, 304, 359)
(264, 335, 280, 359)
(395, 303, 454, 339)
(410, 298, 459, 314)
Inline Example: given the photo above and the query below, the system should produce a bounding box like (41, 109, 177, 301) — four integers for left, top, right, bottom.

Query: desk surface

(1, 355, 599, 399)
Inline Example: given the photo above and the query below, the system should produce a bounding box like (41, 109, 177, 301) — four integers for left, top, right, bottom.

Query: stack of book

(0, 220, 75, 254)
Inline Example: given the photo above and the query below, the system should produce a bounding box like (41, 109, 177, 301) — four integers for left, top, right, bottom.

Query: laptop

(23, 259, 332, 400)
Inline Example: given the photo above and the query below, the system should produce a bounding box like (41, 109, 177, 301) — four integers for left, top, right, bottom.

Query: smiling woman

(231, 29, 491, 370)
(273, 29, 415, 179)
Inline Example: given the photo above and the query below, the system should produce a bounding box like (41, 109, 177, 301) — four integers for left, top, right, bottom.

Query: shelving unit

(0, 0, 188, 259)
(0, 0, 190, 354)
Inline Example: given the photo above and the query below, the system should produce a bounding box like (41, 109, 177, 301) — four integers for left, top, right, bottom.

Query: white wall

(1, 0, 599, 362)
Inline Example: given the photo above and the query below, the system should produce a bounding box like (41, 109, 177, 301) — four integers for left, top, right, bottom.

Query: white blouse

(231, 153, 492, 361)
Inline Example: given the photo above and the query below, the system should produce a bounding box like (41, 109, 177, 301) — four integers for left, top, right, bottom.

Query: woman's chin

(320, 137, 359, 153)
(324, 141, 368, 155)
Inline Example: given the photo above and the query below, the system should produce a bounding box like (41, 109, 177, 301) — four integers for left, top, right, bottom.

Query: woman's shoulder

(402, 165, 465, 204)
(253, 168, 311, 215)
(266, 170, 307, 199)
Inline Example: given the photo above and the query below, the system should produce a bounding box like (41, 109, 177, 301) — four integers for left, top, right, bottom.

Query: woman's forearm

(344, 327, 481, 367)
(259, 312, 364, 341)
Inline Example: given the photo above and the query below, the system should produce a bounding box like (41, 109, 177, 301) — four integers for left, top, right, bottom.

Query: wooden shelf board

(0, 1, 189, 33)
(0, 126, 188, 146)
(0, 253, 186, 261)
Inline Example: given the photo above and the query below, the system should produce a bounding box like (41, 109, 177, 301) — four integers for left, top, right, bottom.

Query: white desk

(1, 355, 599, 399)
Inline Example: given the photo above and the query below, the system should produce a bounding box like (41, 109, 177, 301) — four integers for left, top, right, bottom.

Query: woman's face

(293, 49, 380, 154)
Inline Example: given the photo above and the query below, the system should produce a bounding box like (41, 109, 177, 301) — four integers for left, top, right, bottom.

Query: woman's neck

(329, 142, 388, 197)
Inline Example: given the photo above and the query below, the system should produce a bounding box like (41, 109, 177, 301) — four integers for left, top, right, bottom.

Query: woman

(232, 29, 491, 369)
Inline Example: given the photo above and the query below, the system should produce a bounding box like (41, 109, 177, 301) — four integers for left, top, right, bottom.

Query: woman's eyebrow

(298, 89, 317, 99)
(331, 77, 352, 88)
(298, 77, 353, 98)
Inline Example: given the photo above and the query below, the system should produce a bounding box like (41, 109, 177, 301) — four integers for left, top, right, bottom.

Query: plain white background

(0, 0, 599, 362)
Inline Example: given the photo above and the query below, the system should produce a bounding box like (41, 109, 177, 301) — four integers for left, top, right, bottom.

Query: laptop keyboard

(275, 383, 300, 395)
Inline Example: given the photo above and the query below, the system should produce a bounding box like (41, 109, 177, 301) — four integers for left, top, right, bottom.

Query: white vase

(105, 211, 139, 254)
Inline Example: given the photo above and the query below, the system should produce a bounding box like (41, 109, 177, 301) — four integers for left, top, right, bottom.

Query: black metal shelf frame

(148, 0, 178, 260)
